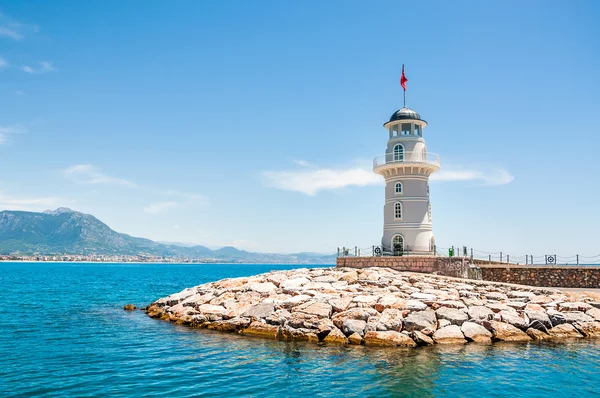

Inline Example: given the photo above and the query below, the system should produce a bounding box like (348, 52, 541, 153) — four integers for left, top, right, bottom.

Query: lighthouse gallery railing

(373, 151, 440, 168)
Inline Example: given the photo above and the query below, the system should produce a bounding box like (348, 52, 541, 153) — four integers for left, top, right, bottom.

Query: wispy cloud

(0, 57, 8, 69)
(0, 193, 66, 212)
(165, 189, 208, 203)
(0, 26, 22, 40)
(431, 167, 514, 186)
(263, 167, 381, 196)
(63, 164, 137, 188)
(22, 61, 55, 74)
(0, 124, 27, 145)
(143, 201, 178, 214)
(263, 160, 514, 195)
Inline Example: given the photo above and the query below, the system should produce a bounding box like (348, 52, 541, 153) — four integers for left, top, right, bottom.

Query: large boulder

(348, 332, 363, 345)
(322, 327, 349, 344)
(249, 282, 277, 295)
(498, 311, 529, 330)
(435, 307, 468, 326)
(329, 297, 353, 313)
(586, 307, 600, 321)
(489, 321, 531, 342)
(548, 323, 583, 339)
(403, 310, 437, 335)
(468, 306, 494, 321)
(241, 321, 281, 339)
(331, 308, 378, 329)
(432, 325, 467, 344)
(525, 310, 552, 329)
(547, 309, 567, 327)
(461, 321, 492, 343)
(573, 322, 600, 337)
(207, 317, 251, 332)
(378, 308, 404, 332)
(293, 301, 332, 319)
(410, 331, 434, 346)
(342, 319, 367, 337)
(558, 302, 593, 312)
(364, 331, 417, 347)
(280, 277, 310, 290)
(242, 303, 275, 320)
(562, 311, 594, 324)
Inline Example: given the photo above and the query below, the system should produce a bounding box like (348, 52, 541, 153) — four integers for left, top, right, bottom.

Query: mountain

(0, 208, 335, 263)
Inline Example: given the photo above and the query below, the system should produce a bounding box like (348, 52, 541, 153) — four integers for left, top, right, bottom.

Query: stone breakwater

(146, 267, 600, 347)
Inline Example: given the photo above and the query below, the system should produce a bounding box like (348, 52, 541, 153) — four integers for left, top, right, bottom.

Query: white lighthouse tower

(373, 80, 440, 255)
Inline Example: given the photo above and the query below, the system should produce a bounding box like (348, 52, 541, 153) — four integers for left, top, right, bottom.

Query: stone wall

(336, 256, 475, 278)
(336, 257, 600, 288)
(480, 266, 600, 288)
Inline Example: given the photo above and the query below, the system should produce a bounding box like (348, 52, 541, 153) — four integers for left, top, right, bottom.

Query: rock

(348, 332, 363, 345)
(123, 304, 136, 311)
(490, 321, 531, 342)
(322, 327, 349, 344)
(506, 302, 527, 310)
(547, 309, 567, 327)
(364, 331, 417, 347)
(433, 325, 467, 344)
(573, 322, 600, 337)
(433, 300, 467, 310)
(410, 331, 434, 346)
(197, 304, 227, 315)
(525, 310, 552, 329)
(286, 313, 319, 329)
(562, 311, 594, 323)
(485, 292, 508, 301)
(280, 326, 319, 342)
(498, 311, 528, 330)
(378, 308, 403, 332)
(403, 310, 437, 335)
(339, 271, 358, 283)
(242, 303, 275, 320)
(507, 291, 535, 301)
(461, 322, 492, 343)
(435, 307, 468, 326)
(548, 323, 583, 339)
(527, 328, 550, 340)
(329, 297, 353, 313)
(207, 317, 251, 332)
(278, 295, 312, 309)
(467, 306, 494, 321)
(294, 301, 332, 319)
(331, 308, 378, 329)
(280, 277, 310, 290)
(241, 321, 281, 339)
(405, 300, 428, 311)
(342, 319, 367, 337)
(528, 320, 549, 333)
(486, 303, 516, 313)
(249, 282, 277, 295)
(588, 302, 600, 309)
(587, 307, 600, 321)
(410, 292, 437, 303)
(438, 319, 451, 328)
(558, 302, 593, 312)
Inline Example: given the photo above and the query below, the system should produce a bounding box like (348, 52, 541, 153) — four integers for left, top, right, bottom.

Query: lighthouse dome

(389, 107, 422, 122)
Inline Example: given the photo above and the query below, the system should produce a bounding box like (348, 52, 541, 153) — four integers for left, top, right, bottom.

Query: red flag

(400, 65, 407, 91)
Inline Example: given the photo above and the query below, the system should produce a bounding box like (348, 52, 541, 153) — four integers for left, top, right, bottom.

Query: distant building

(373, 106, 440, 255)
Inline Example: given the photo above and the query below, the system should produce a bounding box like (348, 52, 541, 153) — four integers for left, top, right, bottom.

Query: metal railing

(337, 244, 600, 265)
(373, 151, 440, 169)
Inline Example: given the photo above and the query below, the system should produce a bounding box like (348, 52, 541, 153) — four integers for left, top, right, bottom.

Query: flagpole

(403, 89, 406, 108)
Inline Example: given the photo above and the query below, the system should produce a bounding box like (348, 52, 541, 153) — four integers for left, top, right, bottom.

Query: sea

(2, 262, 600, 397)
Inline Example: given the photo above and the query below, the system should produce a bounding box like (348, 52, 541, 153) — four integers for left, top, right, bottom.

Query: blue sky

(1, 1, 599, 256)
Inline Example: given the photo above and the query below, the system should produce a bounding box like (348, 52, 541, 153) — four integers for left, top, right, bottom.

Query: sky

(0, 1, 599, 257)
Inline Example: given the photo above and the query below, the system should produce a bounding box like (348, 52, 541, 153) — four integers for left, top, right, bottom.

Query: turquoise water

(2, 262, 600, 397)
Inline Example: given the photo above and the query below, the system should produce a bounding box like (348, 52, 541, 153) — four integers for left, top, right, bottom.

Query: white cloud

(143, 201, 178, 214)
(0, 57, 8, 69)
(263, 161, 514, 195)
(431, 167, 514, 186)
(165, 189, 209, 203)
(21, 61, 55, 74)
(0, 124, 27, 145)
(263, 167, 381, 196)
(0, 26, 22, 40)
(63, 164, 137, 188)
(0, 193, 66, 212)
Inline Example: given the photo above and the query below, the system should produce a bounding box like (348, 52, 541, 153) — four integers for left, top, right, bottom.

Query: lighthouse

(373, 70, 440, 255)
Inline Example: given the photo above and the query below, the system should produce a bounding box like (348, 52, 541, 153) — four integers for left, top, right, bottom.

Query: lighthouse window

(414, 124, 420, 136)
(395, 182, 403, 194)
(392, 235, 404, 252)
(393, 144, 404, 161)
(394, 202, 402, 219)
(401, 123, 411, 135)
(427, 183, 430, 195)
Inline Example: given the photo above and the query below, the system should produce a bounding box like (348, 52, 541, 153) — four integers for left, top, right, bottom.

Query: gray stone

(547, 310, 567, 326)
(525, 310, 552, 329)
(562, 311, 594, 324)
(498, 311, 528, 330)
(435, 307, 468, 326)
(468, 306, 494, 321)
(410, 330, 434, 346)
(242, 303, 275, 319)
(342, 319, 367, 337)
(461, 321, 492, 342)
(433, 325, 467, 344)
(294, 301, 332, 318)
(403, 310, 437, 335)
